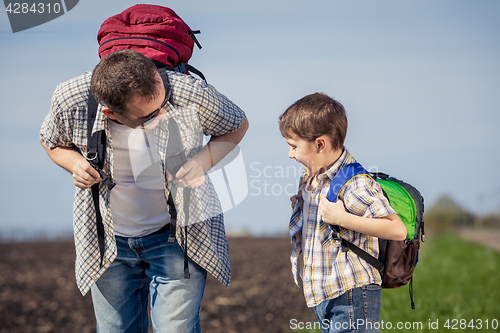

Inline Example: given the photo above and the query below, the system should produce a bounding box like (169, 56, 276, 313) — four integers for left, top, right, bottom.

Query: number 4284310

(444, 319, 498, 330)
(5, 3, 62, 14)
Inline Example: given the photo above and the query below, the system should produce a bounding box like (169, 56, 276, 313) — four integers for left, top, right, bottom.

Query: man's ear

(101, 107, 118, 120)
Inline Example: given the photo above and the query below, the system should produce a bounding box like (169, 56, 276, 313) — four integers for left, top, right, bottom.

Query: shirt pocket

(319, 220, 336, 248)
(319, 220, 350, 248)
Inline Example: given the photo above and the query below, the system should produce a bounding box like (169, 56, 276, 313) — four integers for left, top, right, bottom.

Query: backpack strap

(86, 92, 116, 267)
(327, 162, 371, 202)
(327, 162, 385, 274)
(338, 237, 385, 273)
(153, 60, 206, 82)
(157, 66, 191, 279)
(167, 192, 177, 243)
(184, 63, 206, 81)
(87, 94, 115, 188)
(187, 29, 202, 49)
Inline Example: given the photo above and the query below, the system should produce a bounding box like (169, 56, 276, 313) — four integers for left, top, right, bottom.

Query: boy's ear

(315, 136, 327, 153)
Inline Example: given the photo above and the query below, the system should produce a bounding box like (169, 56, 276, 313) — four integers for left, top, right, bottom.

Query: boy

(279, 93, 406, 333)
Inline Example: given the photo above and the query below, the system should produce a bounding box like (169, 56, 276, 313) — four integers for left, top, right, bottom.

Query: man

(40, 49, 248, 332)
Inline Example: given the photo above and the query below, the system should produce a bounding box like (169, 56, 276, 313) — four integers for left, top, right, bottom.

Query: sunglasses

(121, 85, 169, 129)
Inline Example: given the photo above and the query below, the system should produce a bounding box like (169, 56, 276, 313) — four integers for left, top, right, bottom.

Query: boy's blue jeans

(90, 226, 207, 333)
(313, 284, 381, 333)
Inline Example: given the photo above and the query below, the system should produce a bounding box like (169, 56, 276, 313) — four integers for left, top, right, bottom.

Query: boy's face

(285, 136, 322, 174)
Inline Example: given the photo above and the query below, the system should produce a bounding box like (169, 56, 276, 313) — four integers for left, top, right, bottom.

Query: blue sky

(1, 0, 499, 238)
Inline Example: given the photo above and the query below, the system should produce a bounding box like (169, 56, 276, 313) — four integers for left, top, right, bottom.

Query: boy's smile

(285, 135, 343, 177)
(285, 137, 322, 174)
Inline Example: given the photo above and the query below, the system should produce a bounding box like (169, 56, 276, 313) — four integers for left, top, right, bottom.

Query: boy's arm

(319, 197, 407, 241)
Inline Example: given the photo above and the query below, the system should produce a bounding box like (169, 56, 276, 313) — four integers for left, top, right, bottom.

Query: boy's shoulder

(341, 172, 378, 197)
(323, 147, 357, 181)
(326, 150, 391, 216)
(339, 169, 395, 218)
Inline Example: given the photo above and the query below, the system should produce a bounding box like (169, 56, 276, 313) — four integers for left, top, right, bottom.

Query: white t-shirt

(109, 121, 169, 237)
(299, 185, 313, 280)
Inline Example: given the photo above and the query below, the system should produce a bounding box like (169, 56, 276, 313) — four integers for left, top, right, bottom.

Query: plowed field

(0, 237, 316, 333)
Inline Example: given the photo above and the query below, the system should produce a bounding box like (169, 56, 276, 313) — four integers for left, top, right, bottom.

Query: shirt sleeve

(39, 74, 90, 150)
(170, 73, 246, 136)
(341, 175, 397, 218)
(39, 85, 74, 149)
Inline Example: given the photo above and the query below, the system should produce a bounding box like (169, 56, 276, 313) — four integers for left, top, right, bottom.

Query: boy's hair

(279, 93, 348, 150)
(90, 49, 160, 115)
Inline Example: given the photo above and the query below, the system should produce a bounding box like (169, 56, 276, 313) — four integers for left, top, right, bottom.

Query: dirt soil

(0, 237, 316, 333)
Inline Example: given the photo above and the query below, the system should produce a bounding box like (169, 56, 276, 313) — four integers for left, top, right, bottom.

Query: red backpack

(97, 4, 204, 78)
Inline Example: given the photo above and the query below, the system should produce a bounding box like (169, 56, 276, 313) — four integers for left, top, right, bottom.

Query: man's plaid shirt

(289, 148, 396, 307)
(40, 71, 246, 295)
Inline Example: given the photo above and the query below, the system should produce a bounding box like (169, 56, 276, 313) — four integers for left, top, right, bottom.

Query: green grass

(290, 233, 500, 332)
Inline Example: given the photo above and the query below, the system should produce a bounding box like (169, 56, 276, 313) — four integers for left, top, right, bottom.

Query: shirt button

(91, 275, 97, 280)
(104, 259, 110, 263)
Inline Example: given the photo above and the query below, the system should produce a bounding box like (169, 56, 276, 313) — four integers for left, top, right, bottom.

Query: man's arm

(40, 139, 102, 189)
(172, 117, 249, 188)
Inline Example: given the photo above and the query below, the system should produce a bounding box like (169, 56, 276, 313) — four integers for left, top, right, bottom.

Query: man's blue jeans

(313, 284, 382, 333)
(90, 227, 207, 333)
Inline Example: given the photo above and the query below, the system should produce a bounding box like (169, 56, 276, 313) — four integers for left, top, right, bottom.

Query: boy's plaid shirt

(40, 71, 246, 296)
(289, 148, 396, 308)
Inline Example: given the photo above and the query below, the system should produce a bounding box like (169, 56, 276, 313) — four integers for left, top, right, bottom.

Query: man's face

(105, 72, 167, 129)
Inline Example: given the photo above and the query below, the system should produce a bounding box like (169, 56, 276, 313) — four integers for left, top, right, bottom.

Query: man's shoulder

(168, 70, 209, 92)
(52, 72, 92, 108)
(55, 72, 92, 91)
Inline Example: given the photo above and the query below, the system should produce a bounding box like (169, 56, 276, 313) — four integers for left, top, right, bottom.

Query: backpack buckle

(85, 151, 98, 161)
(174, 62, 186, 73)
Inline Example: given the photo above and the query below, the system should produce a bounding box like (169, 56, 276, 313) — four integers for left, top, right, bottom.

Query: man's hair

(90, 49, 160, 114)
(279, 93, 348, 150)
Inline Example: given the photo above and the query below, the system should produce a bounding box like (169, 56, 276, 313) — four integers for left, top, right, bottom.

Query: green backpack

(327, 162, 426, 309)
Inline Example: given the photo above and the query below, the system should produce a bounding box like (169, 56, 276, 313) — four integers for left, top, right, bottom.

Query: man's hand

(72, 158, 102, 189)
(319, 197, 348, 226)
(169, 158, 206, 188)
(40, 140, 104, 189)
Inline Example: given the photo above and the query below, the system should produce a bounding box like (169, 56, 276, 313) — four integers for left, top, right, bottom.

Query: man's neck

(109, 118, 125, 125)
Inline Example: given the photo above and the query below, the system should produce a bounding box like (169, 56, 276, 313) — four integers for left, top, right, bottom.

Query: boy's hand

(290, 195, 298, 209)
(319, 197, 348, 226)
